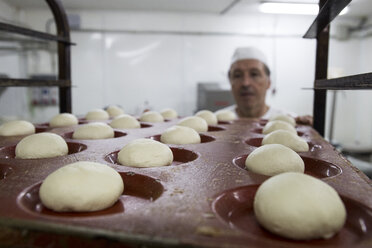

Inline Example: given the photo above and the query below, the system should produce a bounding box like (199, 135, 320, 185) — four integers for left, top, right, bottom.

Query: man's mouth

(240, 91, 255, 97)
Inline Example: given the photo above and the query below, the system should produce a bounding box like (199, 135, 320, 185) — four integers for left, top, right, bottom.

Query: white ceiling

(3, 0, 372, 17)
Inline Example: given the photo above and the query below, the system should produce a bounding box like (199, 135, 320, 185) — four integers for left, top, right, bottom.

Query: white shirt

(219, 105, 297, 119)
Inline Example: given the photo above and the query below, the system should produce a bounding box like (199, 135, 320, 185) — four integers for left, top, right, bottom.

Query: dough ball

(269, 114, 296, 127)
(49, 113, 78, 127)
(118, 138, 173, 168)
(39, 161, 124, 212)
(215, 110, 237, 121)
(161, 108, 178, 119)
(139, 111, 164, 123)
(106, 105, 124, 118)
(195, 110, 218, 126)
(262, 120, 297, 135)
(160, 126, 201, 145)
(85, 109, 109, 120)
(15, 133, 68, 159)
(245, 144, 304, 176)
(254, 172, 346, 240)
(177, 116, 208, 132)
(109, 114, 140, 129)
(262, 130, 309, 152)
(73, 122, 114, 140)
(0, 120, 35, 136)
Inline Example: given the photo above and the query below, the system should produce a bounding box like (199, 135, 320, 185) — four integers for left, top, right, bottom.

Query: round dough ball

(262, 130, 309, 152)
(140, 111, 164, 123)
(39, 161, 124, 212)
(160, 126, 201, 145)
(269, 114, 296, 127)
(262, 120, 297, 135)
(0, 120, 35, 136)
(109, 114, 140, 129)
(161, 108, 178, 119)
(177, 116, 208, 132)
(254, 172, 346, 240)
(85, 109, 109, 120)
(106, 105, 124, 118)
(215, 110, 237, 121)
(50, 113, 78, 127)
(245, 144, 304, 176)
(118, 138, 173, 168)
(15, 133, 68, 159)
(195, 110, 218, 126)
(73, 122, 114, 140)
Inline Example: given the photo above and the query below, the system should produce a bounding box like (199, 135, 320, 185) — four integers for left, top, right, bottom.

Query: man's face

(229, 59, 271, 113)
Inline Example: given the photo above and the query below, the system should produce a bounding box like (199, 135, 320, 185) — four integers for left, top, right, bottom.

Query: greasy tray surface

(0, 119, 371, 248)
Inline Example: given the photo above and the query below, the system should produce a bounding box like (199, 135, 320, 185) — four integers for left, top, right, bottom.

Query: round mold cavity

(105, 147, 198, 167)
(34, 123, 49, 133)
(17, 172, 163, 218)
(251, 127, 304, 136)
(233, 154, 341, 178)
(212, 185, 372, 247)
(140, 123, 152, 128)
(245, 137, 313, 151)
(62, 130, 127, 139)
(217, 120, 233, 125)
(0, 142, 87, 159)
(0, 164, 13, 179)
(149, 134, 215, 143)
(208, 125, 226, 132)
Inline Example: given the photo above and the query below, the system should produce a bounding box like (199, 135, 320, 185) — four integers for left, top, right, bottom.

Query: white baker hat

(230, 47, 269, 68)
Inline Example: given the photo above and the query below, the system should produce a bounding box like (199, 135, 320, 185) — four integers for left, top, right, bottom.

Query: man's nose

(241, 75, 252, 86)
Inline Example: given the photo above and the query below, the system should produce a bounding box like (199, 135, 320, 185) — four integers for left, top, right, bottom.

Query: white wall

(18, 9, 317, 117)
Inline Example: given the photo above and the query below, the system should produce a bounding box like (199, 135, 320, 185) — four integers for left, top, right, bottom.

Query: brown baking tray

(0, 118, 371, 247)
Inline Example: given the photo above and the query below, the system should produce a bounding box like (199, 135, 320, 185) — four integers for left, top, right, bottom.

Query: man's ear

(267, 79, 271, 89)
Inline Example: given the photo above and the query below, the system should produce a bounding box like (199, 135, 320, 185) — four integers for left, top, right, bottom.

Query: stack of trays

(0, 118, 371, 247)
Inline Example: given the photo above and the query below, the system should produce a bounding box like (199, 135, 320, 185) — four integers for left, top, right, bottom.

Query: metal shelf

(0, 22, 74, 45)
(0, 78, 70, 87)
(303, 0, 352, 39)
(0, 0, 72, 113)
(315, 72, 372, 90)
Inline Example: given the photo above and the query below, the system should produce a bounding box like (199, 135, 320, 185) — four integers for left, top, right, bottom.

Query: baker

(221, 47, 312, 125)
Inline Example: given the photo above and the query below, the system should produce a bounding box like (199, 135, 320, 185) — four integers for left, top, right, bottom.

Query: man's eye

(251, 72, 259, 77)
(233, 73, 242, 79)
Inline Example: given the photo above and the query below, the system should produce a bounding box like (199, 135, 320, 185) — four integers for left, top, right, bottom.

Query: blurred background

(0, 0, 371, 164)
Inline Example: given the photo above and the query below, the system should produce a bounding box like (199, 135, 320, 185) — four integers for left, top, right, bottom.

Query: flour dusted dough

(245, 144, 304, 176)
(195, 110, 218, 126)
(106, 105, 124, 118)
(140, 111, 164, 123)
(161, 108, 178, 120)
(254, 172, 346, 240)
(73, 122, 114, 140)
(0, 120, 35, 136)
(215, 110, 237, 121)
(262, 130, 309, 152)
(110, 114, 140, 129)
(118, 138, 173, 168)
(39, 161, 124, 212)
(85, 109, 109, 120)
(177, 116, 208, 132)
(262, 120, 297, 135)
(160, 126, 201, 145)
(50, 113, 78, 127)
(15, 133, 68, 159)
(269, 114, 296, 127)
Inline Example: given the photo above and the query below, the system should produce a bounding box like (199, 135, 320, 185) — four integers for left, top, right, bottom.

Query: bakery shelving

(304, 0, 372, 136)
(0, 0, 72, 113)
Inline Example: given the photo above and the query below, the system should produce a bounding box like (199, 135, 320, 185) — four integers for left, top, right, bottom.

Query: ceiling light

(259, 2, 349, 16)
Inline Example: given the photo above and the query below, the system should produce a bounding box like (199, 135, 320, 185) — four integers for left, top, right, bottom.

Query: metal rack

(304, 0, 372, 136)
(0, 0, 72, 113)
